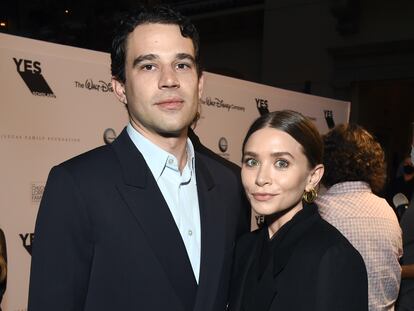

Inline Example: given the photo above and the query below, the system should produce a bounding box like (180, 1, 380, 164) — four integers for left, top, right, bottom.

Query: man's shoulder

(40, 144, 121, 200)
(52, 144, 121, 184)
(59, 144, 114, 170)
(195, 151, 240, 180)
(57, 127, 132, 170)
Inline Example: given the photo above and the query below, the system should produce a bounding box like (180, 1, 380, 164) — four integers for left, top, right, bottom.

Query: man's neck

(132, 123, 189, 172)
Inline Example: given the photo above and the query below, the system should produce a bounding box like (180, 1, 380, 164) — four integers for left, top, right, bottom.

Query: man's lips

(155, 98, 184, 109)
(252, 193, 276, 202)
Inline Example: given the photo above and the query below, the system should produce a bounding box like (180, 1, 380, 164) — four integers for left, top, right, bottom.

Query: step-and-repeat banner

(0, 33, 349, 311)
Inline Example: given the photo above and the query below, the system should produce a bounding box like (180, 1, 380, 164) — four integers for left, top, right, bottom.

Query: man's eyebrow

(176, 53, 196, 63)
(132, 54, 158, 67)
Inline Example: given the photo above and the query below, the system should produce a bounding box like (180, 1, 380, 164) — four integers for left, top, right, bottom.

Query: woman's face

(241, 127, 318, 221)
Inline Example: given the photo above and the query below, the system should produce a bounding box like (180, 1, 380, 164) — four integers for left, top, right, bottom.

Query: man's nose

(158, 67, 180, 89)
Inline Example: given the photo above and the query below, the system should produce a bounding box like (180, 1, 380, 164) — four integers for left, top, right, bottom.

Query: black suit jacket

(28, 128, 249, 311)
(228, 204, 368, 311)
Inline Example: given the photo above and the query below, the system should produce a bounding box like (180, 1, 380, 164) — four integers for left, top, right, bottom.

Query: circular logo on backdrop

(218, 137, 228, 153)
(103, 128, 117, 145)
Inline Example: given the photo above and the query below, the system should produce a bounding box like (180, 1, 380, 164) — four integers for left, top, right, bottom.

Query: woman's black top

(228, 203, 368, 311)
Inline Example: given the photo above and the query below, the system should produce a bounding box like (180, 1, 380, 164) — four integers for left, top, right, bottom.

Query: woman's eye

(245, 158, 259, 167)
(275, 159, 289, 168)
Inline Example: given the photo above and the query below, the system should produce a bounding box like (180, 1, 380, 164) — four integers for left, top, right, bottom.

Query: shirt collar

(326, 181, 372, 194)
(126, 123, 195, 180)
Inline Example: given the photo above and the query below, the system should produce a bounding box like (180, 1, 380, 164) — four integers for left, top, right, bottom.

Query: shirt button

(188, 230, 193, 236)
(168, 158, 174, 164)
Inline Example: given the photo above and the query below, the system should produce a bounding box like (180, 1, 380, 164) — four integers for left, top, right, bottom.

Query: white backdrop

(0, 33, 350, 311)
(196, 72, 349, 165)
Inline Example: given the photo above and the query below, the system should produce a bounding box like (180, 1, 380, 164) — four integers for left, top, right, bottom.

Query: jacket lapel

(232, 205, 321, 311)
(229, 228, 281, 311)
(193, 154, 227, 311)
(111, 129, 197, 311)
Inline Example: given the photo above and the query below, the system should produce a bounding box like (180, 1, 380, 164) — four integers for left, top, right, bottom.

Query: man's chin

(156, 126, 188, 138)
(158, 131, 181, 138)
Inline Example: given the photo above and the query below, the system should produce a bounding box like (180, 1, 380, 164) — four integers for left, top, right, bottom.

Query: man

(317, 124, 402, 311)
(28, 6, 248, 311)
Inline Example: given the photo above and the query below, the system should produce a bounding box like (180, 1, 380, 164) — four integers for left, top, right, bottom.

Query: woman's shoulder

(300, 215, 361, 258)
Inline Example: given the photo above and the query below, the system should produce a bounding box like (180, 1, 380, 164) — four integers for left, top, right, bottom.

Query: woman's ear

(306, 164, 324, 191)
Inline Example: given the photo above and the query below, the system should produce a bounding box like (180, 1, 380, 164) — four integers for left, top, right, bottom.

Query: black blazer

(228, 204, 368, 311)
(28, 128, 249, 311)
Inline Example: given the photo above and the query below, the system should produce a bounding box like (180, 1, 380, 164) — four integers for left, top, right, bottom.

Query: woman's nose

(255, 166, 272, 186)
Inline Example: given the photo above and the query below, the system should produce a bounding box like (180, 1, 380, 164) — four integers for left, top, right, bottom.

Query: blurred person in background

(387, 154, 414, 210)
(397, 199, 414, 311)
(396, 126, 414, 311)
(317, 124, 402, 311)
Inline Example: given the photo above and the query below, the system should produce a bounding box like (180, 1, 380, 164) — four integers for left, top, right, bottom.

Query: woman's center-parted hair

(242, 110, 323, 169)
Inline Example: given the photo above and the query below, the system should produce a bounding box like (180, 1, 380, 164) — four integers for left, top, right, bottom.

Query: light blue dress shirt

(127, 124, 201, 283)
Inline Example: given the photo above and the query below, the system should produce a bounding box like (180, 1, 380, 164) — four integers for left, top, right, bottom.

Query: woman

(228, 110, 368, 311)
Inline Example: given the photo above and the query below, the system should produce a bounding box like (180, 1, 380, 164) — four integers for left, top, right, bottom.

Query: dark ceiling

(0, 0, 264, 52)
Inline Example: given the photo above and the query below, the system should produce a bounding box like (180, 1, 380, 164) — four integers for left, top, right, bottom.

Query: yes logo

(255, 98, 269, 116)
(19, 233, 34, 255)
(324, 110, 335, 129)
(13, 57, 56, 97)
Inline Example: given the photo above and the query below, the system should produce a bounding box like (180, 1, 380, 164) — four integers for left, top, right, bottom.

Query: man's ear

(112, 78, 127, 104)
(198, 73, 204, 99)
(306, 164, 324, 191)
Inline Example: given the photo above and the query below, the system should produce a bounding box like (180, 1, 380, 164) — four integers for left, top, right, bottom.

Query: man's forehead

(125, 23, 194, 54)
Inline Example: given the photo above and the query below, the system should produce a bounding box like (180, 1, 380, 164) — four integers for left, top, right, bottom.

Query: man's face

(113, 23, 203, 138)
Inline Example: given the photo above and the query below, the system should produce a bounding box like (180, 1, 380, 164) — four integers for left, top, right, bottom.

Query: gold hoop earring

(303, 188, 317, 203)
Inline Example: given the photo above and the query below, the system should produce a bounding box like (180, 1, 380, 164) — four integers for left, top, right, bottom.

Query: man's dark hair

(322, 123, 386, 193)
(242, 110, 323, 169)
(111, 5, 201, 83)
